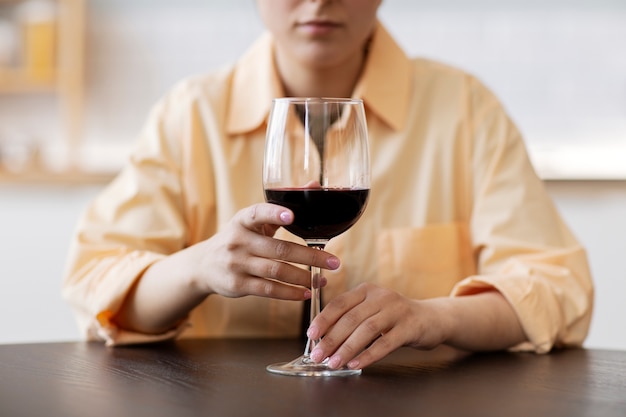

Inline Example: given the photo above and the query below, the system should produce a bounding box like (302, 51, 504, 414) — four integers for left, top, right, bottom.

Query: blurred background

(1, 0, 625, 348)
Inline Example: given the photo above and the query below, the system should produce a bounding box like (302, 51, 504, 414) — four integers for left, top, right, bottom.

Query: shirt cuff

(451, 274, 556, 354)
(91, 309, 190, 347)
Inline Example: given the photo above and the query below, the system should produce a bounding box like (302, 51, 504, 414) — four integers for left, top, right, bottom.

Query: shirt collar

(226, 22, 412, 135)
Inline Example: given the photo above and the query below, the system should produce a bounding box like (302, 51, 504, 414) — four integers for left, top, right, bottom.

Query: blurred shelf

(0, 167, 115, 185)
(0, 68, 57, 93)
(0, 0, 85, 150)
(0, 141, 129, 185)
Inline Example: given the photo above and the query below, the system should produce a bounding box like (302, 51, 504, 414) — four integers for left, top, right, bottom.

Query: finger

(237, 275, 312, 301)
(302, 180, 322, 189)
(345, 328, 402, 370)
(309, 304, 383, 365)
(238, 254, 330, 290)
(235, 204, 341, 271)
(307, 288, 366, 340)
(247, 233, 341, 272)
(237, 203, 293, 233)
(243, 256, 312, 288)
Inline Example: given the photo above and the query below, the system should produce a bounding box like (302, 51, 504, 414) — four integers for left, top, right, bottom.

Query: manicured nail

(310, 347, 323, 363)
(328, 355, 342, 369)
(348, 360, 360, 369)
(306, 326, 319, 340)
(303, 290, 311, 299)
(326, 256, 340, 269)
(279, 211, 292, 223)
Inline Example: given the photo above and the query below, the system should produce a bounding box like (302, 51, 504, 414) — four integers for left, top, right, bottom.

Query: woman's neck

(274, 47, 367, 98)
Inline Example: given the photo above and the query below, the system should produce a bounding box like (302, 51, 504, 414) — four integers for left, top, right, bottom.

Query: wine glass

(263, 97, 370, 376)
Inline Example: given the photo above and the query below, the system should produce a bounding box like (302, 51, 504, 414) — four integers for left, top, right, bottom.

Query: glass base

(266, 354, 362, 377)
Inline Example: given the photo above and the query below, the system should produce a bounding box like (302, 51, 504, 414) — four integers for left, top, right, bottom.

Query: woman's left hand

(306, 283, 450, 370)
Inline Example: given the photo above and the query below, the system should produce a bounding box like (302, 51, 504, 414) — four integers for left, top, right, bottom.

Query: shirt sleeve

(62, 91, 193, 346)
(451, 76, 594, 353)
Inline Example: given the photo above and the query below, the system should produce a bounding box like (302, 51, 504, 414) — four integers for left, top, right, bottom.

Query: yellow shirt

(63, 23, 593, 352)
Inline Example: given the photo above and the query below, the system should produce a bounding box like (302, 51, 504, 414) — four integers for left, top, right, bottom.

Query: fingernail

(279, 211, 292, 223)
(303, 290, 311, 299)
(306, 325, 319, 340)
(348, 360, 360, 369)
(310, 347, 323, 362)
(326, 256, 340, 269)
(328, 355, 341, 369)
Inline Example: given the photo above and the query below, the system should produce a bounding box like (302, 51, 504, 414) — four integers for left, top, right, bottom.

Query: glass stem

(304, 243, 325, 357)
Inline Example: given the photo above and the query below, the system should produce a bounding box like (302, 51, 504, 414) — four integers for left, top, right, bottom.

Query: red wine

(265, 188, 369, 240)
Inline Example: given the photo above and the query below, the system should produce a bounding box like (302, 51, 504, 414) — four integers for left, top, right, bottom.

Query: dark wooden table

(1, 338, 625, 417)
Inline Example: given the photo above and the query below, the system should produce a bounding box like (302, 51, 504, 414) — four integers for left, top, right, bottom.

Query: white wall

(0, 184, 101, 344)
(546, 182, 626, 350)
(0, 1, 624, 348)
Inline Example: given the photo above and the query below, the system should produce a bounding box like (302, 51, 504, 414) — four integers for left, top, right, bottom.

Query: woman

(63, 0, 593, 371)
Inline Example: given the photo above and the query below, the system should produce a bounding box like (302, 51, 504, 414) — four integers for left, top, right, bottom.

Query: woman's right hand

(115, 203, 339, 334)
(190, 203, 340, 300)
